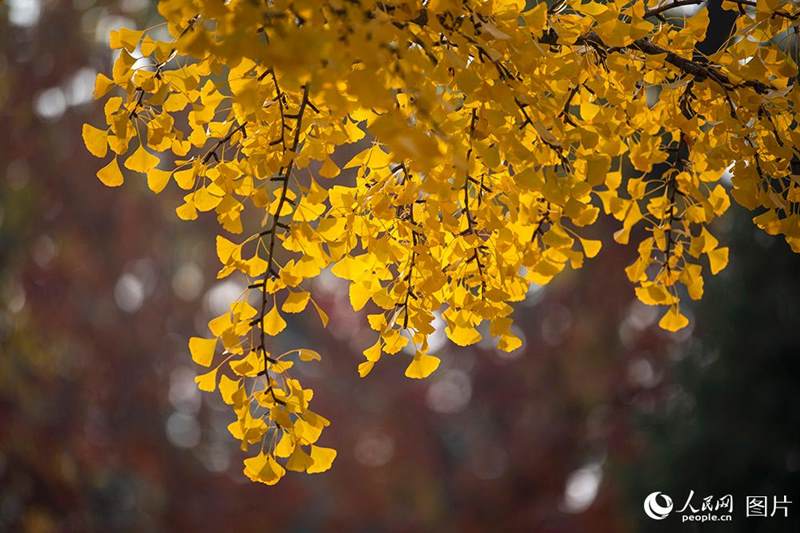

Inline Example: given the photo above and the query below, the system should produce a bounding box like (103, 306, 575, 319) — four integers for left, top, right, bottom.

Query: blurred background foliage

(0, 1, 797, 532)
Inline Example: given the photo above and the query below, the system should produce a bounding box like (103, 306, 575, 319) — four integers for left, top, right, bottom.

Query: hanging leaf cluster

(83, 0, 800, 483)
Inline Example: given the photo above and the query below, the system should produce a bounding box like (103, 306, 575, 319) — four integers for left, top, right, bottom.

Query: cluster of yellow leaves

(84, 0, 800, 483)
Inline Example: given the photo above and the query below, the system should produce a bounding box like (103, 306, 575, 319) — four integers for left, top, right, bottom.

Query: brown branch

(537, 29, 776, 95)
(201, 122, 247, 164)
(254, 83, 310, 404)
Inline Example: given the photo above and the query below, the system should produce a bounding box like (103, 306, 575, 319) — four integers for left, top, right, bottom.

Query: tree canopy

(83, 0, 800, 484)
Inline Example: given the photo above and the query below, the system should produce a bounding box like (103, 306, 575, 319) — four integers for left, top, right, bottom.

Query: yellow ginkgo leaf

(109, 27, 144, 51)
(124, 145, 160, 173)
(230, 351, 261, 377)
(580, 238, 602, 259)
(707, 247, 729, 275)
(319, 157, 341, 179)
(189, 336, 217, 367)
(274, 431, 295, 458)
(82, 124, 108, 158)
(349, 281, 372, 311)
(446, 325, 481, 347)
(498, 333, 523, 352)
(216, 235, 240, 264)
(146, 168, 171, 194)
(93, 73, 114, 99)
(262, 306, 287, 336)
(194, 186, 223, 211)
(219, 374, 241, 405)
(311, 299, 329, 327)
(383, 331, 408, 354)
(492, 0, 525, 19)
(243, 452, 285, 485)
(363, 340, 382, 362)
(271, 360, 294, 373)
(298, 348, 321, 362)
(357, 361, 374, 377)
(635, 284, 675, 306)
(96, 157, 124, 187)
(176, 198, 198, 221)
(286, 446, 314, 472)
(659, 306, 689, 332)
(404, 351, 441, 379)
(173, 167, 196, 190)
(282, 291, 310, 313)
(344, 119, 365, 142)
(194, 368, 218, 392)
(307, 445, 337, 474)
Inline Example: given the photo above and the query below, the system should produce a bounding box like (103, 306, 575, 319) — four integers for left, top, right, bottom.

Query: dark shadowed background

(0, 1, 798, 532)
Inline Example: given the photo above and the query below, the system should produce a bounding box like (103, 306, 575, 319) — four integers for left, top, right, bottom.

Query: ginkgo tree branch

(642, 0, 744, 19)
(85, 0, 800, 485)
(645, 0, 799, 20)
(254, 83, 310, 406)
(663, 136, 689, 275)
(628, 38, 774, 94)
(202, 122, 247, 164)
(536, 29, 775, 95)
(645, 0, 710, 18)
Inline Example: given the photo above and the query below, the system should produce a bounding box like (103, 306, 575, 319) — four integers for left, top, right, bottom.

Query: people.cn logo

(644, 492, 674, 520)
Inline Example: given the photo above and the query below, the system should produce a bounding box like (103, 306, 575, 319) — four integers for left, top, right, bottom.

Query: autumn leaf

(96, 157, 124, 187)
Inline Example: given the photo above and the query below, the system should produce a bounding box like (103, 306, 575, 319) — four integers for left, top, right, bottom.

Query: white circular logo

(644, 492, 674, 520)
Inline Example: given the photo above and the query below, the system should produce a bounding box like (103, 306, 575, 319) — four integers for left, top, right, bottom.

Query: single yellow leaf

(93, 73, 114, 99)
(163, 93, 189, 112)
(176, 198, 198, 220)
(274, 431, 295, 458)
(82, 124, 108, 158)
(262, 306, 287, 336)
(124, 145, 160, 173)
(492, 0, 525, 19)
(307, 445, 337, 474)
(404, 351, 441, 379)
(216, 235, 240, 264)
(173, 167, 196, 190)
(363, 340, 382, 362)
(383, 331, 408, 354)
(580, 238, 602, 259)
(146, 168, 171, 193)
(194, 186, 223, 211)
(659, 306, 689, 332)
(524, 2, 548, 32)
(349, 281, 372, 311)
(96, 157, 124, 187)
(357, 361, 375, 377)
(286, 446, 314, 472)
(271, 360, 294, 373)
(446, 325, 481, 347)
(219, 374, 241, 405)
(189, 336, 217, 367)
(311, 299, 329, 327)
(344, 119, 365, 142)
(708, 247, 729, 275)
(635, 284, 674, 306)
(109, 27, 143, 51)
(298, 348, 321, 362)
(282, 291, 310, 313)
(194, 368, 218, 392)
(319, 157, 341, 179)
